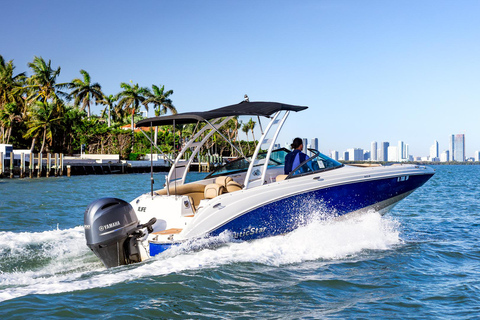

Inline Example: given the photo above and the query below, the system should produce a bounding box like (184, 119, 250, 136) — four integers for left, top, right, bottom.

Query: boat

(84, 100, 435, 268)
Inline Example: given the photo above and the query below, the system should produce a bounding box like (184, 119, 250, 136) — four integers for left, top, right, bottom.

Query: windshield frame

(286, 148, 343, 179)
(204, 148, 289, 179)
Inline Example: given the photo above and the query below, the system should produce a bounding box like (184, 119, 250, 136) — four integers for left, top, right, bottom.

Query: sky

(2, 0, 480, 158)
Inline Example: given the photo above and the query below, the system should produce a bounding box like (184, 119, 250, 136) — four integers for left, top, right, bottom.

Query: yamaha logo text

(99, 221, 121, 232)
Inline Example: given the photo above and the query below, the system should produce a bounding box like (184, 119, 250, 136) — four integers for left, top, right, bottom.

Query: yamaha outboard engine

(84, 198, 156, 268)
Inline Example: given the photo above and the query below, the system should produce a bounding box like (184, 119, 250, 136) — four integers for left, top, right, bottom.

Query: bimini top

(136, 101, 308, 126)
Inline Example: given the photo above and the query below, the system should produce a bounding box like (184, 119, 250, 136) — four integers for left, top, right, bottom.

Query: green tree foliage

(68, 69, 103, 117)
(115, 82, 149, 133)
(24, 101, 63, 154)
(1, 54, 256, 160)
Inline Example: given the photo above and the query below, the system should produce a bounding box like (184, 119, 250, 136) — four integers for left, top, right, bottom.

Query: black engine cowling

(84, 197, 155, 268)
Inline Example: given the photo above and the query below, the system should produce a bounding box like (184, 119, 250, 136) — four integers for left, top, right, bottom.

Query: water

(0, 166, 479, 318)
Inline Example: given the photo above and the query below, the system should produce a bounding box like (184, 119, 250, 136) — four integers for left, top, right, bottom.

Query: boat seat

(215, 176, 243, 193)
(226, 180, 243, 192)
(276, 175, 288, 181)
(155, 183, 206, 207)
(204, 183, 225, 199)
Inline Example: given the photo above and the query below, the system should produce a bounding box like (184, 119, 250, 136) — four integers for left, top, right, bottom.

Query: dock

(0, 152, 225, 179)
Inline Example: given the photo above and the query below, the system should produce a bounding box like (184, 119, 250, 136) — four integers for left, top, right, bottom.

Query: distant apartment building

(363, 150, 370, 161)
(371, 141, 377, 161)
(347, 148, 364, 161)
(302, 138, 308, 154)
(343, 151, 349, 161)
(440, 150, 450, 162)
(387, 146, 398, 162)
(330, 150, 339, 161)
(380, 142, 389, 161)
(475, 151, 480, 162)
(398, 141, 405, 161)
(311, 138, 318, 151)
(449, 135, 455, 161)
(430, 140, 439, 159)
(454, 134, 465, 162)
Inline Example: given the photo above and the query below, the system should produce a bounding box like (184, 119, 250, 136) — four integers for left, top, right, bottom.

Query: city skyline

(299, 132, 476, 162)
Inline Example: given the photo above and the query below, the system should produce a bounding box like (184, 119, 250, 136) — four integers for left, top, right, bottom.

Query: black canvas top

(136, 101, 308, 126)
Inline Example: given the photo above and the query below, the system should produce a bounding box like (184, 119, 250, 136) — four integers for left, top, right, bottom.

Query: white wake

(0, 211, 400, 302)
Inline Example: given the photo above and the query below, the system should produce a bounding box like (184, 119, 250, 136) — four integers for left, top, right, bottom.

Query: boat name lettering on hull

(99, 221, 120, 231)
(232, 227, 267, 239)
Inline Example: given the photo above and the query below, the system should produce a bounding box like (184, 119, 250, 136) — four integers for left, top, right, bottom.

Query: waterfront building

(430, 140, 439, 159)
(454, 134, 465, 162)
(388, 146, 398, 162)
(380, 142, 389, 161)
(475, 151, 480, 162)
(371, 141, 377, 161)
(302, 138, 308, 154)
(330, 150, 339, 161)
(364, 150, 370, 161)
(347, 148, 364, 161)
(440, 150, 450, 162)
(311, 138, 318, 151)
(398, 141, 405, 161)
(449, 135, 455, 161)
(343, 151, 349, 161)
(405, 144, 410, 160)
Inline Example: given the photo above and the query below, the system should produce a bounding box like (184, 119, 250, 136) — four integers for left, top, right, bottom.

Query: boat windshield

(288, 149, 343, 178)
(205, 148, 289, 179)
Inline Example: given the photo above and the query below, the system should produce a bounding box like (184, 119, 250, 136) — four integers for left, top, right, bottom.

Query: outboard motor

(84, 198, 156, 268)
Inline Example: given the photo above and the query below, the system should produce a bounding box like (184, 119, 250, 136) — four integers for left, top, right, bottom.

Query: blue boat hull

(150, 173, 433, 255)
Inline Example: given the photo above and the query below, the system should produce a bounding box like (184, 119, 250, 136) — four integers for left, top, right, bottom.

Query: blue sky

(2, 1, 480, 157)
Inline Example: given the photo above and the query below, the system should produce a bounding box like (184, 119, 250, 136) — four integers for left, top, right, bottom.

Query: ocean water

(0, 166, 478, 319)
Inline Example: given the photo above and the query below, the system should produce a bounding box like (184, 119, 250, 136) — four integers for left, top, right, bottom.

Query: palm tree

(144, 84, 176, 116)
(68, 69, 103, 117)
(115, 82, 149, 134)
(98, 94, 117, 127)
(0, 102, 22, 143)
(0, 55, 26, 110)
(242, 123, 250, 154)
(24, 101, 63, 154)
(247, 118, 257, 148)
(143, 84, 176, 146)
(26, 56, 68, 105)
(0, 56, 26, 143)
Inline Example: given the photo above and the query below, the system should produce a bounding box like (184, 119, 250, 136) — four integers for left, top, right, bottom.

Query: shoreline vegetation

(0, 55, 258, 160)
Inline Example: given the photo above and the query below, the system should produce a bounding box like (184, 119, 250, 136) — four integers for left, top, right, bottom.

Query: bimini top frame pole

(167, 117, 230, 186)
(244, 110, 290, 189)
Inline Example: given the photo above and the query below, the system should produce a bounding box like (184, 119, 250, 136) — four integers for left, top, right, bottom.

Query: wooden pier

(0, 152, 224, 179)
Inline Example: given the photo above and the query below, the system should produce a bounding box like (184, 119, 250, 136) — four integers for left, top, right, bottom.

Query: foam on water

(0, 210, 400, 302)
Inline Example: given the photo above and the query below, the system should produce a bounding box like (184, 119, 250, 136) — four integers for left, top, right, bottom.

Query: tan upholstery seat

(155, 183, 206, 207)
(204, 183, 225, 199)
(215, 176, 233, 188)
(276, 175, 288, 182)
(226, 181, 243, 192)
(155, 183, 206, 195)
(214, 176, 243, 193)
